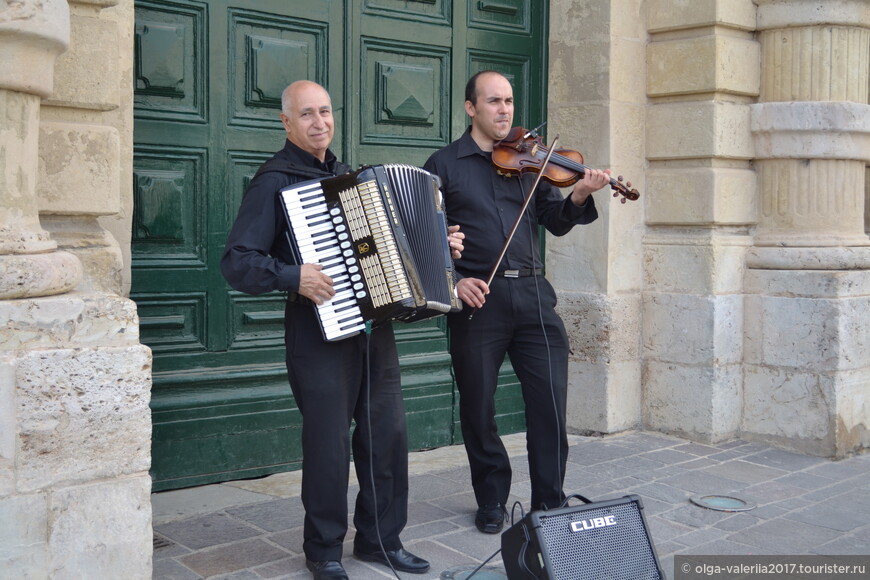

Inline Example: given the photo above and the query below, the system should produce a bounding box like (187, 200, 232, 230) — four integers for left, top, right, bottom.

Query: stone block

(751, 102, 870, 161)
(648, 35, 759, 97)
(648, 0, 756, 33)
(835, 369, 870, 454)
(647, 101, 754, 160)
(47, 14, 120, 111)
(643, 233, 749, 294)
(567, 359, 642, 433)
(37, 121, 121, 215)
(756, 0, 870, 29)
(0, 293, 143, 350)
(743, 365, 833, 447)
(642, 292, 743, 365)
(647, 166, 756, 225)
(15, 345, 151, 492)
(48, 476, 152, 579)
(0, 493, 49, 578)
(0, 354, 16, 497)
(643, 360, 741, 439)
(744, 274, 868, 372)
(0, 0, 69, 97)
(558, 291, 641, 363)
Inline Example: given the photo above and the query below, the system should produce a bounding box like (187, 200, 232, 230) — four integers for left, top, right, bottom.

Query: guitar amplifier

(500, 494, 665, 579)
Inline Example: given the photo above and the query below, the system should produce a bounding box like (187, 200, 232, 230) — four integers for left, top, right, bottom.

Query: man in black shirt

(424, 71, 611, 533)
(222, 80, 451, 580)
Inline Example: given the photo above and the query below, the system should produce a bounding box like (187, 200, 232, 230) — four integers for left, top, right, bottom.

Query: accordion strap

(253, 158, 352, 182)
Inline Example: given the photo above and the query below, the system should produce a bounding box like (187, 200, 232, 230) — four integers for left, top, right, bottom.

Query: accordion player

(279, 164, 461, 342)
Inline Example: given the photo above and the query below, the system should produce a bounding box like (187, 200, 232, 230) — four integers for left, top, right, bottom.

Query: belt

(493, 268, 542, 278)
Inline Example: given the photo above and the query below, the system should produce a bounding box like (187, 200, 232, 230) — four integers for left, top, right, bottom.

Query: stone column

(547, 0, 646, 434)
(0, 1, 153, 577)
(641, 0, 758, 443)
(0, 0, 81, 298)
(744, 0, 870, 456)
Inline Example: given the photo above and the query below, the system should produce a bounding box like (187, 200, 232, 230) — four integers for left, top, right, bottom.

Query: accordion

(279, 164, 460, 342)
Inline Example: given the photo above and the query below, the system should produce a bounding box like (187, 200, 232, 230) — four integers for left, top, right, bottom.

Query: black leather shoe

(354, 547, 430, 574)
(306, 559, 349, 580)
(475, 504, 506, 534)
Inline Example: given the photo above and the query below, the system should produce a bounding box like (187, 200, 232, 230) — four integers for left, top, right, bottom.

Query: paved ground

(151, 431, 870, 579)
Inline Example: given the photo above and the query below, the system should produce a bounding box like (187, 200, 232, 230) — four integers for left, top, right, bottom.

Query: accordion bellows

(280, 164, 460, 341)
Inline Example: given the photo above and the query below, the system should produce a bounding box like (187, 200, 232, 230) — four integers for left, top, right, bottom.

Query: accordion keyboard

(280, 181, 368, 341)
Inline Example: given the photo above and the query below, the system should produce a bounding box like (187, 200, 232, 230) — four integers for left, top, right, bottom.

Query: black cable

(364, 327, 401, 579)
(524, 208, 563, 511)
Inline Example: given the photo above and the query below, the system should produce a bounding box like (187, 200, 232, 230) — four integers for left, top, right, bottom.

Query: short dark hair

(465, 70, 506, 105)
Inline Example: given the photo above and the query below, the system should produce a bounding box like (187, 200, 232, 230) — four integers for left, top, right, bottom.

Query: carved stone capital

(0, 0, 70, 97)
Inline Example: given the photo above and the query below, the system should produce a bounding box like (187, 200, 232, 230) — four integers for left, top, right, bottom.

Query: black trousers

(284, 302, 408, 561)
(448, 275, 569, 510)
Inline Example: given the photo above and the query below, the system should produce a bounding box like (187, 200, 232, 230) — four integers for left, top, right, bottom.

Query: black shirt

(221, 139, 349, 296)
(423, 128, 598, 278)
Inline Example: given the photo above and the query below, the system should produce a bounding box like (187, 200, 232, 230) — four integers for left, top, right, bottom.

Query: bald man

(222, 81, 439, 580)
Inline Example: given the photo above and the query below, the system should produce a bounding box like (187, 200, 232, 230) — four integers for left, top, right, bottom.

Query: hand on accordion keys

(447, 225, 465, 260)
(298, 263, 336, 305)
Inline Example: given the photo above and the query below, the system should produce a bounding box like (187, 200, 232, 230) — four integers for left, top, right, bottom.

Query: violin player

(423, 70, 612, 533)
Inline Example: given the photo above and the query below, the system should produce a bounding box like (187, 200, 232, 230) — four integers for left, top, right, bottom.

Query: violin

(492, 126, 640, 203)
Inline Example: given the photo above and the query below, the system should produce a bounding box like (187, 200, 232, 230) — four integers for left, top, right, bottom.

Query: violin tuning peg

(626, 181, 632, 188)
(621, 198, 627, 204)
(617, 175, 624, 182)
(613, 192, 619, 198)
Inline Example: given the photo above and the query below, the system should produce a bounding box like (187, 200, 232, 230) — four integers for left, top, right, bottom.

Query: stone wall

(548, 0, 869, 457)
(0, 0, 152, 577)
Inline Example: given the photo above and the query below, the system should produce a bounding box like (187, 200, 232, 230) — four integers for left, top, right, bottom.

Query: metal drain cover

(690, 494, 756, 512)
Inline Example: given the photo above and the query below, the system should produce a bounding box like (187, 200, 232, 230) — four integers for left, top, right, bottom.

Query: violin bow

(468, 134, 561, 320)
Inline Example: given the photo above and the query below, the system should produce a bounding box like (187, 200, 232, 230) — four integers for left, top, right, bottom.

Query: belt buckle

(503, 269, 520, 278)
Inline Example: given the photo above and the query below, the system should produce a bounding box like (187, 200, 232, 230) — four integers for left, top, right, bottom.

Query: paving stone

(156, 512, 263, 550)
(669, 526, 730, 548)
(657, 470, 746, 495)
(742, 448, 827, 471)
(226, 498, 304, 533)
(784, 498, 870, 532)
(659, 503, 731, 529)
(152, 558, 201, 580)
(701, 460, 788, 484)
(672, 442, 721, 456)
(812, 532, 870, 555)
(405, 500, 456, 526)
(739, 480, 810, 504)
(265, 527, 304, 555)
(729, 518, 842, 553)
(178, 538, 290, 578)
(640, 448, 702, 465)
(771, 471, 838, 491)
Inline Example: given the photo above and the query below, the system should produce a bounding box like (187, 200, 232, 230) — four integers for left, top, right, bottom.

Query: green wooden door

(133, 0, 548, 491)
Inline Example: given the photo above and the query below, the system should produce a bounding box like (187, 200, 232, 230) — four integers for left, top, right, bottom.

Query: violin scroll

(612, 175, 639, 204)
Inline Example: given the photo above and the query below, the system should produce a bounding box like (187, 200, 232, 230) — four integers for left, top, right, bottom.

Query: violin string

(535, 147, 622, 189)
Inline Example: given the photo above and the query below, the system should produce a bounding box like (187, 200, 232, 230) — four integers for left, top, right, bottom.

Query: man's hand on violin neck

(570, 167, 612, 206)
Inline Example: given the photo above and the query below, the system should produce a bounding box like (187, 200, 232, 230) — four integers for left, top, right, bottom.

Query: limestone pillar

(744, 0, 870, 456)
(641, 0, 758, 443)
(0, 1, 153, 577)
(547, 0, 646, 434)
(0, 0, 81, 298)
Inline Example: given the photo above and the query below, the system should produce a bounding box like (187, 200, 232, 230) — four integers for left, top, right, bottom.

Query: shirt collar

(282, 139, 338, 171)
(456, 126, 489, 159)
